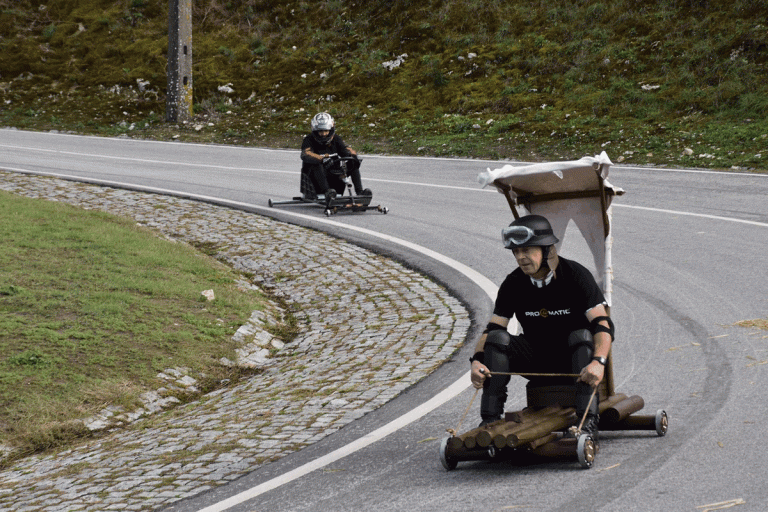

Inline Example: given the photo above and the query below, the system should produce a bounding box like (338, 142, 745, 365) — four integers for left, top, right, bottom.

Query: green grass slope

(0, 189, 270, 459)
(1, 0, 766, 170)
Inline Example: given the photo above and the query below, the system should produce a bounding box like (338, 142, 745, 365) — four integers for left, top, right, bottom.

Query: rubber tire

(439, 437, 458, 471)
(268, 199, 274, 207)
(577, 434, 596, 469)
(655, 409, 669, 437)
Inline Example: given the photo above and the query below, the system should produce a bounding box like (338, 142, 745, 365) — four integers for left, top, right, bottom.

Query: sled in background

(268, 154, 388, 216)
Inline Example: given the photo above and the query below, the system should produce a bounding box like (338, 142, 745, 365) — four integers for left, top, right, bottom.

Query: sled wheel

(577, 434, 596, 469)
(439, 437, 457, 471)
(655, 410, 669, 437)
(324, 209, 332, 217)
(380, 206, 389, 214)
(268, 199, 274, 207)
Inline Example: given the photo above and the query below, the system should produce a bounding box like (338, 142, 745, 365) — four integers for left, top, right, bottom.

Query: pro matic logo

(525, 308, 571, 318)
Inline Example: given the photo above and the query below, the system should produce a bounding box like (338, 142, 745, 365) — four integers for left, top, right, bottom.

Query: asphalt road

(2, 129, 767, 512)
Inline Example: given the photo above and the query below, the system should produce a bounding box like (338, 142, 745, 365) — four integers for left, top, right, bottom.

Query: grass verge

(0, 190, 265, 459)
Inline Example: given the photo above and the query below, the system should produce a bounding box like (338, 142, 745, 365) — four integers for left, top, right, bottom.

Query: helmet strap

(542, 245, 559, 273)
(541, 245, 551, 270)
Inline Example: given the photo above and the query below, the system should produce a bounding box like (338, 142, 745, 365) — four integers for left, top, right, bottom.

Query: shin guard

(569, 329, 599, 416)
(480, 330, 512, 421)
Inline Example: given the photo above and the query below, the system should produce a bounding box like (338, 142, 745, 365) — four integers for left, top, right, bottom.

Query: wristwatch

(592, 356, 607, 366)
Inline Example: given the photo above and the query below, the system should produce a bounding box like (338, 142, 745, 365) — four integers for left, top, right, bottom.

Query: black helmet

(502, 215, 559, 249)
(311, 112, 335, 144)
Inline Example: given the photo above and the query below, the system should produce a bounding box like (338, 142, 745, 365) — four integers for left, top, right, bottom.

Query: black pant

(305, 160, 363, 195)
(480, 329, 597, 421)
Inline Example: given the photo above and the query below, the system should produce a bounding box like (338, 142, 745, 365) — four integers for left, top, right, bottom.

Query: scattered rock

(382, 53, 408, 71)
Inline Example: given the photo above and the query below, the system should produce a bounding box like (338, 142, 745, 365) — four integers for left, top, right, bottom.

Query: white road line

(5, 139, 765, 190)
(0, 144, 291, 174)
(5, 165, 767, 228)
(615, 204, 768, 228)
(0, 144, 497, 191)
(201, 375, 473, 512)
(5, 130, 768, 173)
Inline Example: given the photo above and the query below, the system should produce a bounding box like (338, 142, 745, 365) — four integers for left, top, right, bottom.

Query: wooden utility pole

(166, 0, 192, 122)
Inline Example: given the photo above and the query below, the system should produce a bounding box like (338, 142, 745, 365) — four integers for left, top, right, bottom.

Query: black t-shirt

(493, 257, 606, 349)
(300, 133, 352, 164)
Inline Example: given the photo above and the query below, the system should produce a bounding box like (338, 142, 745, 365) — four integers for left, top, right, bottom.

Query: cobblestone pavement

(0, 171, 470, 512)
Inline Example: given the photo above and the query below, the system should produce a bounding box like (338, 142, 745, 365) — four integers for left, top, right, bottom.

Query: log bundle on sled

(441, 391, 668, 469)
(440, 153, 668, 470)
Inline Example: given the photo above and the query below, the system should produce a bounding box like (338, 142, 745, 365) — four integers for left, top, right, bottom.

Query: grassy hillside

(1, 0, 766, 171)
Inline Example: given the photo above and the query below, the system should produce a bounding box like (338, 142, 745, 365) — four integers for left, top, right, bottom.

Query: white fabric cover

(477, 151, 623, 305)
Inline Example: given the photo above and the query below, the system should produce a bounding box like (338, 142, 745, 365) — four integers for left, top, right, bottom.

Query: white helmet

(311, 112, 335, 143)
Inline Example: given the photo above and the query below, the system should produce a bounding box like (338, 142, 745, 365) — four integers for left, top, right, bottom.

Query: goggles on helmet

(501, 225, 550, 248)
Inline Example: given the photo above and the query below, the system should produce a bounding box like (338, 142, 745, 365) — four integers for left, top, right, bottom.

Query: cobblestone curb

(0, 171, 470, 512)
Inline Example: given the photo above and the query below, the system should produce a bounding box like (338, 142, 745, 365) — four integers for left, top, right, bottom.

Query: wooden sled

(440, 385, 668, 470)
(440, 152, 668, 470)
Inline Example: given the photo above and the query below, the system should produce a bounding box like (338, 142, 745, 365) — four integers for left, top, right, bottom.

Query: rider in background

(300, 112, 370, 205)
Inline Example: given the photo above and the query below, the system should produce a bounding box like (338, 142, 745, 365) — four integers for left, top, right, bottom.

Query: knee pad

(568, 329, 593, 349)
(483, 330, 512, 378)
(569, 329, 594, 373)
(485, 329, 512, 351)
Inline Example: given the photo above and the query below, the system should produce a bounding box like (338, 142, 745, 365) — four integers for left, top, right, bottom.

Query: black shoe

(324, 189, 336, 207)
(581, 413, 599, 442)
(567, 413, 599, 442)
(362, 188, 373, 197)
(478, 415, 502, 428)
